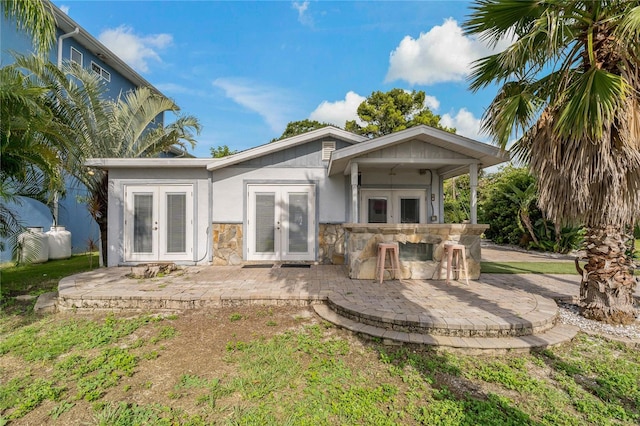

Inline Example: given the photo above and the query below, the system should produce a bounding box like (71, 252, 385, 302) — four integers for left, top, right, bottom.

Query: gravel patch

(558, 302, 640, 341)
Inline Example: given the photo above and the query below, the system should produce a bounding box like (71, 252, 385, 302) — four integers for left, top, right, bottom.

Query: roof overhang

(206, 126, 368, 171)
(86, 158, 214, 169)
(327, 125, 509, 179)
(49, 1, 167, 99)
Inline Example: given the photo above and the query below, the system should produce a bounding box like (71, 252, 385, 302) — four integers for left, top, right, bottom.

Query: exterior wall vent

(322, 141, 336, 161)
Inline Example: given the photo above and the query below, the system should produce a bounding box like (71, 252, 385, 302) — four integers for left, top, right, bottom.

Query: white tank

(18, 227, 49, 264)
(46, 226, 72, 260)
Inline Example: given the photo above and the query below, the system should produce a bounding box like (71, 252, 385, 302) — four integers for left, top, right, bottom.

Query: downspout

(57, 27, 79, 68)
(53, 27, 79, 226)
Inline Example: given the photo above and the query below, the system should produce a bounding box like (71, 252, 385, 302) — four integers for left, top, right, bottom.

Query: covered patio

(326, 126, 510, 280)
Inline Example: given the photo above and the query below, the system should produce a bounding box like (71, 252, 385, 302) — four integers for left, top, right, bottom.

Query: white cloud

(98, 25, 173, 73)
(213, 78, 294, 132)
(386, 18, 511, 85)
(59, 5, 70, 14)
(292, 1, 313, 27)
(441, 108, 487, 141)
(423, 94, 440, 111)
(309, 91, 366, 127)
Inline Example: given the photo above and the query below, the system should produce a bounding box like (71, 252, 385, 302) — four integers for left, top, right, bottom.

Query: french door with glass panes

(360, 189, 427, 224)
(124, 185, 193, 262)
(247, 185, 315, 261)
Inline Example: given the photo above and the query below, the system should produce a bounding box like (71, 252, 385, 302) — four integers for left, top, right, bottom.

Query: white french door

(125, 185, 193, 262)
(247, 185, 315, 261)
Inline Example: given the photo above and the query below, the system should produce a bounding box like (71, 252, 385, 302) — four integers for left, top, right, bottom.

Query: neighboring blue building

(0, 0, 177, 261)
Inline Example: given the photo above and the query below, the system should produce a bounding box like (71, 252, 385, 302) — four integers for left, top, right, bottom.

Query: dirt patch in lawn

(9, 305, 332, 425)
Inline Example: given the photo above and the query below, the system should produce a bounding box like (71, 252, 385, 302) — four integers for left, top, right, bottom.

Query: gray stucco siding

(212, 167, 347, 223)
(234, 139, 353, 168)
(106, 168, 211, 267)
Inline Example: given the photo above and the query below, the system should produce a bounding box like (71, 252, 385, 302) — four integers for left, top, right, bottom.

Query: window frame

(90, 61, 111, 82)
(360, 189, 427, 224)
(70, 47, 83, 66)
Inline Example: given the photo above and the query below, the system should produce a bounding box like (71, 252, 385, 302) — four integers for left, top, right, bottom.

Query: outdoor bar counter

(343, 223, 489, 280)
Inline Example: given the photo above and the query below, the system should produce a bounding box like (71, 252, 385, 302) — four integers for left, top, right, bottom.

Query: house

(0, 0, 173, 260)
(87, 125, 509, 279)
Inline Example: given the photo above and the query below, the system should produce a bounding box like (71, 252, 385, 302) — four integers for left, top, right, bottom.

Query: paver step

(314, 304, 578, 353)
(326, 291, 557, 338)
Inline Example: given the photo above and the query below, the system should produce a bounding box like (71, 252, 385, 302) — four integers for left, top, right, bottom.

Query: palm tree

(13, 55, 201, 265)
(465, 0, 640, 324)
(3, 0, 57, 54)
(0, 65, 67, 251)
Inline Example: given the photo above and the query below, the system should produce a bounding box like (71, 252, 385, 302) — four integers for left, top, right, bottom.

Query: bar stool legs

(443, 243, 469, 285)
(376, 242, 400, 284)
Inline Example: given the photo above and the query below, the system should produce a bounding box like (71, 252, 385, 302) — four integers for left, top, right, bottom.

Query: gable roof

(206, 126, 367, 171)
(327, 125, 510, 179)
(49, 1, 165, 98)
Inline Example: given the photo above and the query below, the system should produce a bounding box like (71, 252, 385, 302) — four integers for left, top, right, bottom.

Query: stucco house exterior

(88, 125, 509, 280)
(0, 0, 174, 260)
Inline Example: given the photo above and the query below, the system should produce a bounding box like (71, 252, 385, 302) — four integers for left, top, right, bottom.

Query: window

(90, 61, 111, 82)
(367, 198, 388, 223)
(70, 47, 83, 65)
(322, 141, 336, 161)
(361, 189, 426, 224)
(400, 198, 420, 223)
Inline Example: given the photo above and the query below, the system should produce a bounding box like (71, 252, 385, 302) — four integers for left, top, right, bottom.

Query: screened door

(247, 185, 315, 261)
(125, 185, 193, 262)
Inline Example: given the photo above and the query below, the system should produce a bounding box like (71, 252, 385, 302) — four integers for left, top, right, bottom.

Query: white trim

(327, 125, 509, 177)
(124, 185, 194, 262)
(206, 126, 367, 171)
(86, 158, 212, 169)
(322, 140, 336, 161)
(90, 61, 111, 82)
(360, 189, 427, 224)
(70, 46, 83, 65)
(246, 184, 316, 261)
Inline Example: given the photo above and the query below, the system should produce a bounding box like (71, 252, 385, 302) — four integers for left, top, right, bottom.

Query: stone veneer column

(212, 224, 243, 265)
(318, 224, 346, 264)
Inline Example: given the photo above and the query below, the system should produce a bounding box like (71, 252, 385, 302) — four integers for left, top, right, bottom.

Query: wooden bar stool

(376, 242, 400, 283)
(443, 243, 469, 285)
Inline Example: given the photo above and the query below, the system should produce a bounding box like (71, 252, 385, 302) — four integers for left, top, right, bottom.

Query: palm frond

(3, 0, 56, 54)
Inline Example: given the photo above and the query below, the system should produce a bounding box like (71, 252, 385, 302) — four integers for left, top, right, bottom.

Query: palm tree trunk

(579, 226, 637, 324)
(521, 212, 539, 245)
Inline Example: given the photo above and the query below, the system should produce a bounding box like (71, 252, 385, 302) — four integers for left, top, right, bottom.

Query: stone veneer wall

(318, 224, 346, 265)
(212, 223, 243, 265)
(212, 223, 346, 266)
(344, 224, 488, 280)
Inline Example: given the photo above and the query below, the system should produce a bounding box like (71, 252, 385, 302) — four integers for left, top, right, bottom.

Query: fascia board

(328, 125, 509, 175)
(206, 126, 367, 171)
(85, 158, 213, 169)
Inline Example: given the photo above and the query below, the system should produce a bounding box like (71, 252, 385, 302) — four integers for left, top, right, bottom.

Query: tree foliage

(443, 176, 471, 224)
(345, 89, 454, 138)
(272, 119, 332, 142)
(0, 65, 68, 248)
(12, 55, 201, 265)
(210, 145, 237, 158)
(3, 0, 56, 54)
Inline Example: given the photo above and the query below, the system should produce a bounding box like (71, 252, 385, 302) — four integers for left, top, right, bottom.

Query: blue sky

(53, 1, 508, 157)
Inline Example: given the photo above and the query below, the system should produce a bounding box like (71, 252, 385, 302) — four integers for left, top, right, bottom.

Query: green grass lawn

(1, 310, 638, 425)
(482, 240, 640, 274)
(481, 261, 579, 274)
(1, 253, 98, 299)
